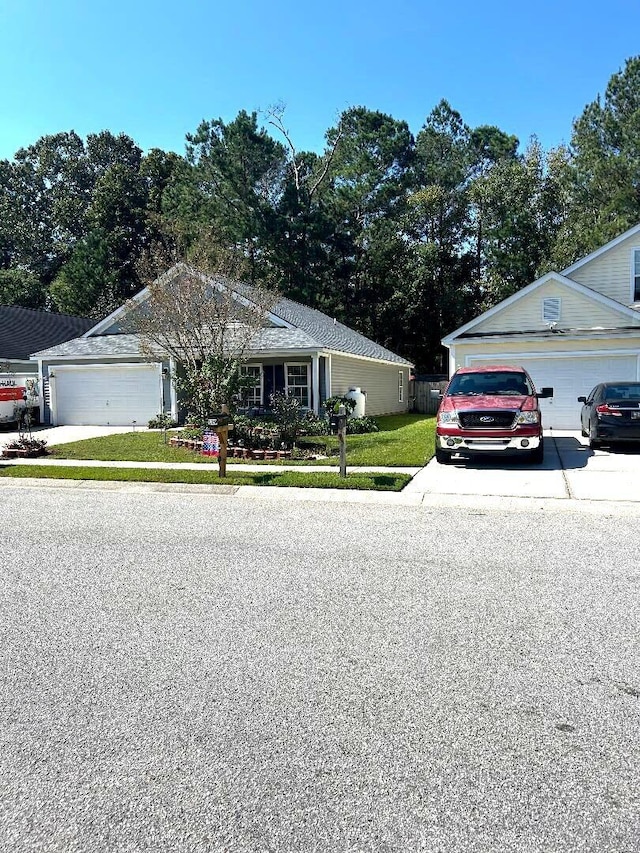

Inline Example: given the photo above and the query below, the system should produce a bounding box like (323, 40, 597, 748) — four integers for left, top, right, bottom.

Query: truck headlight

(515, 411, 540, 424)
(438, 411, 459, 425)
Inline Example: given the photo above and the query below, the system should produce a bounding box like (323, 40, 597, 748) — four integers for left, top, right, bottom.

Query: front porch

(239, 354, 329, 415)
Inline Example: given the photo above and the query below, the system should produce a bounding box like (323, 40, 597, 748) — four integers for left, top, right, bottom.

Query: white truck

(0, 374, 40, 426)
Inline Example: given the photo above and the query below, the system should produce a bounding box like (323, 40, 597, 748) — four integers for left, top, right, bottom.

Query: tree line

(2, 57, 640, 372)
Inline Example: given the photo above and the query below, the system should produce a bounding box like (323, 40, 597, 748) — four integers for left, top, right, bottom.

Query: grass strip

(0, 465, 411, 491)
(50, 414, 435, 467)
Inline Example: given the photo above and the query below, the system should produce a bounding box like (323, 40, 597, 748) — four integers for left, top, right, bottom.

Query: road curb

(2, 476, 640, 515)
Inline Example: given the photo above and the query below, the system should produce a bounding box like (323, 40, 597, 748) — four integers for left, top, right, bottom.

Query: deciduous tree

(126, 250, 278, 423)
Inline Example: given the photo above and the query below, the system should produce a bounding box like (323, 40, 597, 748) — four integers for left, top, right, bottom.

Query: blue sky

(1, 0, 638, 160)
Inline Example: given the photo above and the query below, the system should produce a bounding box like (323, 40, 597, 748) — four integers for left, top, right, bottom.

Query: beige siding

(330, 354, 409, 415)
(568, 233, 639, 303)
(473, 278, 639, 334)
(452, 335, 640, 372)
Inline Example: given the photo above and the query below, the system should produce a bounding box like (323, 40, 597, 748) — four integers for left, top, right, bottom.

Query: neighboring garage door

(53, 364, 163, 426)
(467, 353, 639, 429)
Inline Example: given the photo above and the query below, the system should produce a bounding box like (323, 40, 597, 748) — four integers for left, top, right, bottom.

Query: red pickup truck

(433, 366, 553, 465)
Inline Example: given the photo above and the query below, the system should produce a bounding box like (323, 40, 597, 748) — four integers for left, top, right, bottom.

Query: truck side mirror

(537, 387, 553, 399)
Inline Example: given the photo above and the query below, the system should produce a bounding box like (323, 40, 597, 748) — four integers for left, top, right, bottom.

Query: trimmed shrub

(347, 417, 379, 434)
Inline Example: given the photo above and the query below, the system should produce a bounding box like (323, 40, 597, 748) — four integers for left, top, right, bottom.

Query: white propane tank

(345, 387, 366, 418)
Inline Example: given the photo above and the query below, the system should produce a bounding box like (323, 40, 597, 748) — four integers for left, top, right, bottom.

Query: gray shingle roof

(229, 278, 412, 365)
(0, 306, 94, 360)
(32, 334, 144, 359)
(33, 269, 413, 366)
(270, 295, 412, 364)
(34, 329, 322, 358)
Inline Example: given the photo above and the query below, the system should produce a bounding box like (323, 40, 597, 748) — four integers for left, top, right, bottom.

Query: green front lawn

(50, 415, 435, 467)
(0, 465, 410, 491)
(304, 414, 435, 466)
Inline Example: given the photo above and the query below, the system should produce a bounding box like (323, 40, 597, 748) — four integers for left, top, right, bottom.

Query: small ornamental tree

(126, 246, 277, 426)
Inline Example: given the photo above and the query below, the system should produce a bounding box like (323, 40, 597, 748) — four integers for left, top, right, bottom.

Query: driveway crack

(550, 430, 574, 499)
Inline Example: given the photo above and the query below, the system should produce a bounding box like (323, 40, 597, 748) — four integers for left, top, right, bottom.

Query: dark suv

(433, 366, 553, 465)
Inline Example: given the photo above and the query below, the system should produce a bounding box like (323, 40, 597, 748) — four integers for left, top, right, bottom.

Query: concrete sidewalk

(0, 456, 419, 475)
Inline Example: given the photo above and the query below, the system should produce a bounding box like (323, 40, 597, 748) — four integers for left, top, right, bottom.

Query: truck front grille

(458, 410, 516, 429)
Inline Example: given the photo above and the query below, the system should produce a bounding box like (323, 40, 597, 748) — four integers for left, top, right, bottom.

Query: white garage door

(53, 364, 163, 426)
(467, 353, 639, 429)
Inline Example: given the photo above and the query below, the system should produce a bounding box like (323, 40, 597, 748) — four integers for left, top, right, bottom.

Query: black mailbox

(329, 413, 347, 434)
(207, 414, 231, 428)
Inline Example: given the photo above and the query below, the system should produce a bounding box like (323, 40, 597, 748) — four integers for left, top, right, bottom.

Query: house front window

(633, 249, 640, 301)
(285, 363, 309, 407)
(241, 364, 262, 407)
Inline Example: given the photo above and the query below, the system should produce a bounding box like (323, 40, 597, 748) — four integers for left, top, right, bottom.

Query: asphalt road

(1, 486, 639, 852)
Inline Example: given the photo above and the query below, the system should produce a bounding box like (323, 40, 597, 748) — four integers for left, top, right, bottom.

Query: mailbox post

(329, 404, 347, 478)
(206, 408, 232, 478)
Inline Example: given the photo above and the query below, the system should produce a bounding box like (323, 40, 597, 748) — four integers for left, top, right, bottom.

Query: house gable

(472, 277, 639, 335)
(444, 273, 640, 345)
(83, 266, 294, 338)
(563, 225, 640, 305)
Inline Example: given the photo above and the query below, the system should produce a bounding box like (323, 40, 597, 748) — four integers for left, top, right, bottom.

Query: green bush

(302, 416, 330, 436)
(148, 413, 176, 429)
(347, 417, 379, 434)
(178, 426, 204, 441)
(323, 395, 357, 415)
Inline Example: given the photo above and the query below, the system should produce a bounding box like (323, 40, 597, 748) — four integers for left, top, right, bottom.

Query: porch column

(48, 370, 58, 427)
(169, 358, 178, 421)
(37, 359, 45, 425)
(311, 353, 320, 414)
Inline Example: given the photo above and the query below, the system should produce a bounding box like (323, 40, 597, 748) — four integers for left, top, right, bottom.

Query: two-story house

(442, 224, 640, 429)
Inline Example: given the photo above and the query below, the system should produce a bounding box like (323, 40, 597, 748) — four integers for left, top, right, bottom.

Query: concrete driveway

(407, 430, 640, 503)
(0, 424, 146, 447)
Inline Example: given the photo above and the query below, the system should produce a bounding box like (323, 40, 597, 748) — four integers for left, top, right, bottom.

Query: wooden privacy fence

(410, 378, 449, 414)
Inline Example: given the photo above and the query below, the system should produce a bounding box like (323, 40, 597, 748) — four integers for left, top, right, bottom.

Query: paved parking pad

(558, 434, 640, 502)
(0, 424, 146, 446)
(413, 456, 568, 499)
(406, 437, 567, 500)
(408, 431, 640, 503)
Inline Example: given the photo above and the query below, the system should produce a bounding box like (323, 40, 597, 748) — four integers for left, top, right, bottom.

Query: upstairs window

(542, 297, 561, 323)
(633, 249, 640, 301)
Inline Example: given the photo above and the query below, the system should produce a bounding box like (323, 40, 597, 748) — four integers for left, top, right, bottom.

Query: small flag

(202, 430, 220, 457)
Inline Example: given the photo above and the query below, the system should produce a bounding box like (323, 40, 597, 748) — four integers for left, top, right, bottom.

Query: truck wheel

(528, 441, 544, 464)
(435, 446, 452, 465)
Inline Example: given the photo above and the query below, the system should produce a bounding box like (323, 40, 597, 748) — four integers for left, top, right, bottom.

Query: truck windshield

(447, 372, 532, 396)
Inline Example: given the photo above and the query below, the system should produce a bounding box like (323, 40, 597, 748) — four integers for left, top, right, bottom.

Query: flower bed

(2, 438, 48, 459)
